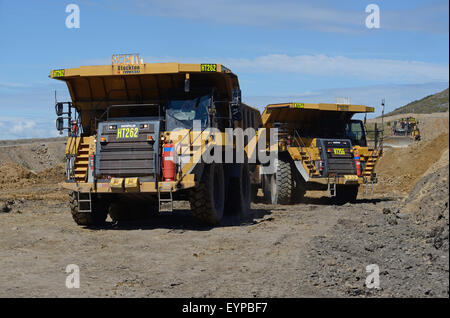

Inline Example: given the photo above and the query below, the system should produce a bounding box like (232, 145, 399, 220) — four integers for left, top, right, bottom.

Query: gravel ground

(0, 189, 447, 298)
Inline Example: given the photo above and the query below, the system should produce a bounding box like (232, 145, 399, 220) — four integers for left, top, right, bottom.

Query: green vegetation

(385, 88, 449, 116)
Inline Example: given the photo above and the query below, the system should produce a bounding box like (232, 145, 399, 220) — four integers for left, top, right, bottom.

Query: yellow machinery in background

(384, 117, 421, 148)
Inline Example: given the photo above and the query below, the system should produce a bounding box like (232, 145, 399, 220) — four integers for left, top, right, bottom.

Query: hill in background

(385, 88, 449, 116)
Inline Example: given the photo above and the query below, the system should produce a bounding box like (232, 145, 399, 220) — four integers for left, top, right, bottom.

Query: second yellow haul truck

(259, 102, 382, 205)
(50, 54, 260, 226)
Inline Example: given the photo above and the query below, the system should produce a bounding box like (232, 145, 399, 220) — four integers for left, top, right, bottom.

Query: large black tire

(276, 157, 306, 205)
(226, 163, 252, 220)
(334, 185, 359, 205)
(263, 173, 278, 204)
(277, 157, 295, 204)
(190, 164, 225, 226)
(69, 192, 108, 226)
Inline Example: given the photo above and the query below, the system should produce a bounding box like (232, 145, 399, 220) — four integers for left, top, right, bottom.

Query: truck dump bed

(261, 102, 375, 126)
(50, 62, 240, 134)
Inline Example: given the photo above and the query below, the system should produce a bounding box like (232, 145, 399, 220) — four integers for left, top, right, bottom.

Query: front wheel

(190, 164, 225, 226)
(277, 157, 295, 204)
(69, 192, 108, 226)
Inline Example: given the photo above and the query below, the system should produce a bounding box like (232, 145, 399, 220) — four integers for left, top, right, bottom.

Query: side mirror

(55, 103, 64, 116)
(56, 117, 64, 131)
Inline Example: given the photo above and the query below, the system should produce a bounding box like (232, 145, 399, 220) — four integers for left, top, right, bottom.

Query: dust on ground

(0, 117, 448, 298)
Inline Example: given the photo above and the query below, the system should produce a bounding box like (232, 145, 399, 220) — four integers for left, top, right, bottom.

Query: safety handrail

(174, 125, 210, 181)
(293, 129, 316, 174)
(67, 111, 82, 182)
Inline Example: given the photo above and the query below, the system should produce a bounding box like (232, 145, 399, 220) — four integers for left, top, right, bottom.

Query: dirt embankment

(0, 162, 66, 201)
(375, 132, 449, 195)
(0, 139, 66, 172)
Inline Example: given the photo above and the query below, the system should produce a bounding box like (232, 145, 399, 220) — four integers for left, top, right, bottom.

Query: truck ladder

(158, 185, 173, 212)
(77, 191, 92, 213)
(364, 179, 374, 196)
(327, 176, 337, 197)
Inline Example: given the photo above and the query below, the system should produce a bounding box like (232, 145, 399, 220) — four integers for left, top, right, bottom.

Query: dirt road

(0, 193, 445, 298)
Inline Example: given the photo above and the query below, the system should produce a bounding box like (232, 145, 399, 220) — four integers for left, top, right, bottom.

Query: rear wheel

(277, 157, 295, 204)
(190, 164, 225, 226)
(69, 192, 108, 226)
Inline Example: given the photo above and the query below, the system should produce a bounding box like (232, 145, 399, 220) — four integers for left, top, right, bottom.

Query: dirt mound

(37, 164, 66, 182)
(375, 133, 449, 195)
(403, 164, 449, 250)
(0, 162, 38, 185)
(0, 139, 66, 172)
(0, 162, 65, 186)
(305, 201, 449, 297)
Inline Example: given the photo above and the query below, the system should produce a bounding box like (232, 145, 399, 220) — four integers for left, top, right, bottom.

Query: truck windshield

(295, 119, 367, 147)
(344, 120, 367, 147)
(166, 93, 210, 131)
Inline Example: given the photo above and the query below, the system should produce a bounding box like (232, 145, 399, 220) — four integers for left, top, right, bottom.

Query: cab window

(166, 93, 210, 131)
(345, 120, 367, 146)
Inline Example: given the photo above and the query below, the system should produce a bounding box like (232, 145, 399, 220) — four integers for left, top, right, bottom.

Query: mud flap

(294, 161, 310, 182)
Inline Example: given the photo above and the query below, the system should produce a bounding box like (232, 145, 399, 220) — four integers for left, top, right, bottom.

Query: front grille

(95, 121, 159, 179)
(326, 156, 356, 175)
(317, 138, 356, 176)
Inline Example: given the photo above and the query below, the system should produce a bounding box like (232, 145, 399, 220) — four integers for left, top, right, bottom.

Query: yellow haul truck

(259, 102, 382, 205)
(50, 54, 259, 226)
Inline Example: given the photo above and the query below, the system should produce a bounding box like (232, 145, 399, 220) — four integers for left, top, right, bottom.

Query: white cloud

(0, 117, 59, 140)
(132, 0, 449, 34)
(145, 54, 449, 83)
(228, 54, 449, 82)
(10, 120, 36, 134)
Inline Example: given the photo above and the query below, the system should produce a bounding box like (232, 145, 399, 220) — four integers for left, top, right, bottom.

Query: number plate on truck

(333, 148, 345, 155)
(117, 127, 139, 139)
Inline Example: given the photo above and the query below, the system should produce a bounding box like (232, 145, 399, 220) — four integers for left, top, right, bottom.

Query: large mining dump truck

(259, 102, 382, 205)
(50, 54, 263, 226)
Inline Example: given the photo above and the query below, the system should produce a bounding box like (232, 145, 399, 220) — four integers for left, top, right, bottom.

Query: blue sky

(0, 0, 448, 139)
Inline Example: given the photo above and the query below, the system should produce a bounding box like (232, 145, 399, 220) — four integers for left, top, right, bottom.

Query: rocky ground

(0, 115, 448, 298)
